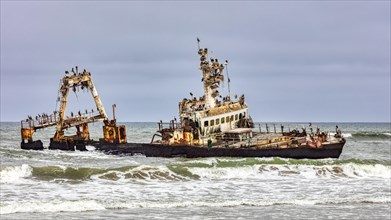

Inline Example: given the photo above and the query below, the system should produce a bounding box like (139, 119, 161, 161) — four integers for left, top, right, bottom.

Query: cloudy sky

(1, 1, 390, 122)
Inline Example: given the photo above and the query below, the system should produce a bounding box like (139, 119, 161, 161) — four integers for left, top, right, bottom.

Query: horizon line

(1, 121, 390, 124)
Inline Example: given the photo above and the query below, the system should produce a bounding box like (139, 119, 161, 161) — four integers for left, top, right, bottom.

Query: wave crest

(0, 164, 32, 183)
(2, 197, 390, 214)
(3, 159, 390, 184)
(352, 132, 391, 139)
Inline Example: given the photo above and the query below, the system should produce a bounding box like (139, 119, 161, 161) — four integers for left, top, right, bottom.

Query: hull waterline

(92, 141, 345, 159)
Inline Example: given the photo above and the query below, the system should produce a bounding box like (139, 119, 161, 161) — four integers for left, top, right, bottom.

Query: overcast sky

(1, 1, 390, 122)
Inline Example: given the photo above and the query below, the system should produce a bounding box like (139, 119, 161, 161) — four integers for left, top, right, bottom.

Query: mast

(197, 40, 225, 110)
(198, 48, 215, 109)
(225, 60, 231, 100)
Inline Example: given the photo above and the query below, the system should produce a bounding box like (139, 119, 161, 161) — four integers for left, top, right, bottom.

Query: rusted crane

(21, 67, 127, 151)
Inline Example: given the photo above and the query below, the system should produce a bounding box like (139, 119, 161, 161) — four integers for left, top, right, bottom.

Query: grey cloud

(1, 1, 390, 122)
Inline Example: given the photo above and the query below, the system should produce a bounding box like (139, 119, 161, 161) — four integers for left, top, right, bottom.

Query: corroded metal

(54, 68, 108, 141)
(94, 139, 346, 159)
(146, 40, 345, 159)
(158, 42, 254, 146)
(102, 120, 127, 144)
(20, 67, 127, 150)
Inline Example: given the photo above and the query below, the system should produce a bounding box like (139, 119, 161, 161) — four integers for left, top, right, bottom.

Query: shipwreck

(20, 41, 346, 159)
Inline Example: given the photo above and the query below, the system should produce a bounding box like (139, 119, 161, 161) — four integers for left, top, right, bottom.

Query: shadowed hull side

(93, 141, 345, 159)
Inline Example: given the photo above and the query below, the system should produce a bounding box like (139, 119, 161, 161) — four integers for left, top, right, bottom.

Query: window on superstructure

(221, 117, 225, 123)
(216, 118, 220, 125)
(226, 116, 229, 123)
(230, 115, 234, 121)
(210, 120, 215, 126)
(204, 121, 209, 127)
(235, 114, 238, 120)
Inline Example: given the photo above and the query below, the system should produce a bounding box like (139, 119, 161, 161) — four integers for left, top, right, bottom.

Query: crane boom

(21, 67, 127, 151)
(56, 69, 108, 132)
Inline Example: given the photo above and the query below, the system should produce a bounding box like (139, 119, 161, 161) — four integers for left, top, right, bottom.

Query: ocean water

(0, 122, 390, 219)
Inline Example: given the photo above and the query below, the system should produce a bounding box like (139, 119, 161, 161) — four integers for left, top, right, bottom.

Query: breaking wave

(1, 158, 390, 184)
(0, 164, 193, 183)
(351, 132, 391, 139)
(183, 159, 391, 179)
(342, 133, 352, 138)
(1, 197, 390, 214)
(330, 132, 391, 139)
(0, 164, 32, 184)
(173, 157, 391, 167)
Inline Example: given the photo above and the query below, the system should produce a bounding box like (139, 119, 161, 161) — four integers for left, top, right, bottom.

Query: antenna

(112, 104, 116, 121)
(224, 60, 231, 100)
(197, 37, 200, 50)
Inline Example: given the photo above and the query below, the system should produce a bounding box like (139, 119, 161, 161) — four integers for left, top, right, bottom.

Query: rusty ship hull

(92, 140, 345, 159)
(19, 44, 347, 160)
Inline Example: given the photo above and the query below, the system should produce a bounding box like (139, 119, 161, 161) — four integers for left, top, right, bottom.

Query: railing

(253, 122, 324, 135)
(157, 120, 182, 131)
(21, 110, 104, 129)
(21, 115, 60, 129)
(253, 122, 343, 140)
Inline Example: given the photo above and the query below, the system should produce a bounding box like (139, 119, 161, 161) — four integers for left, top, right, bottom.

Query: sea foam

(0, 164, 32, 184)
(2, 197, 390, 215)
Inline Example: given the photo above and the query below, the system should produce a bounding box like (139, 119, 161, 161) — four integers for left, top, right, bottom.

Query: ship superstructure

(156, 43, 253, 145)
